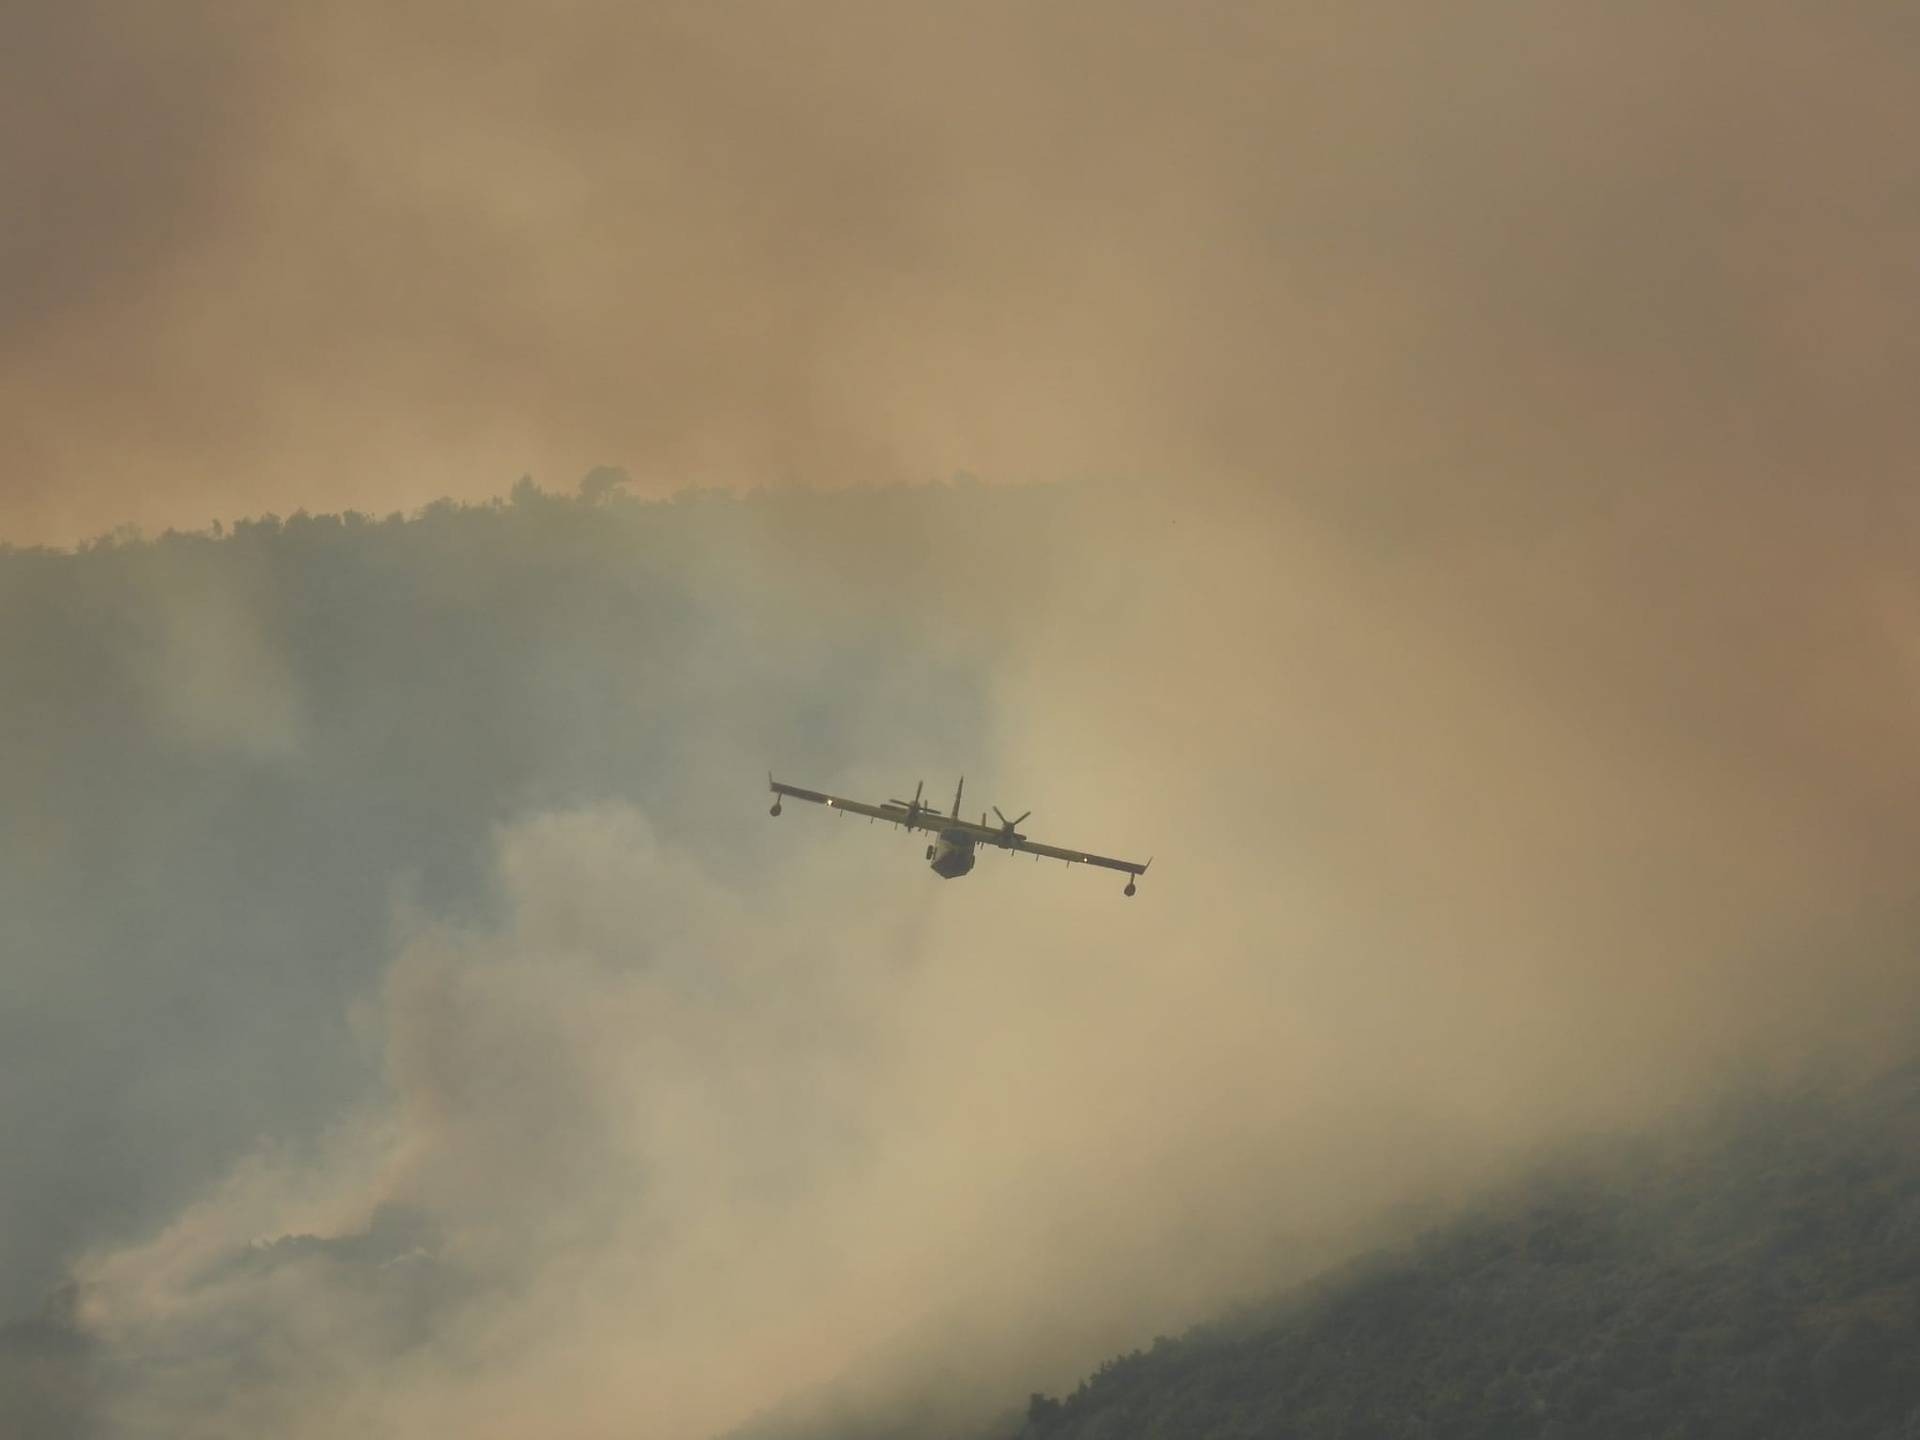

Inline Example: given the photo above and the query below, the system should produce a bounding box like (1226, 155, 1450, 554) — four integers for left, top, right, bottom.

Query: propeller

(993, 806, 1031, 833)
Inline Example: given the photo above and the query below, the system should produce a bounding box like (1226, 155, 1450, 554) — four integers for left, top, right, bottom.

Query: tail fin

(952, 776, 965, 818)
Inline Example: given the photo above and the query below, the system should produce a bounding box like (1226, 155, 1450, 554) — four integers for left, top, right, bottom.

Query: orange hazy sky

(5, 1, 1915, 546)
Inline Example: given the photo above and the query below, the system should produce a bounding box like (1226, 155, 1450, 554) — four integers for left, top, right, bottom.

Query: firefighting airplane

(767, 774, 1151, 895)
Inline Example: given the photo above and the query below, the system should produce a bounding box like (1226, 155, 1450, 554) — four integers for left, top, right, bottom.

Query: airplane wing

(769, 778, 946, 831)
(998, 834, 1151, 876)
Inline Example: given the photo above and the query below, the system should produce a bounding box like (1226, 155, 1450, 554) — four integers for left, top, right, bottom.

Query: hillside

(0, 478, 1064, 1308)
(6, 482, 1917, 1437)
(1003, 1067, 1920, 1440)
(0, 478, 1072, 1437)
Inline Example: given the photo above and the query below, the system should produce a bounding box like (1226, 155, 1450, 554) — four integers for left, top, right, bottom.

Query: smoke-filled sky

(9, 0, 1915, 545)
(5, 3, 1920, 1438)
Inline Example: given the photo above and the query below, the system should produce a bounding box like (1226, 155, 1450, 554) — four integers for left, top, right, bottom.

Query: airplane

(767, 773, 1151, 896)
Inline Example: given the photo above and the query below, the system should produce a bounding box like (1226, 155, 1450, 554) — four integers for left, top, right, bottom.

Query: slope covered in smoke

(1000, 1065, 1920, 1440)
(0, 477, 1067, 1434)
(6, 471, 1920, 1440)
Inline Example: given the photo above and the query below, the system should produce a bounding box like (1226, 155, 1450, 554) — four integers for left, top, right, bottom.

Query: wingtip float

(768, 773, 1151, 896)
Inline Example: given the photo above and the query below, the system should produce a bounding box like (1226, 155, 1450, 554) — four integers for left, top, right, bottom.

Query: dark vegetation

(1001, 1066, 1920, 1440)
(0, 1288, 92, 1440)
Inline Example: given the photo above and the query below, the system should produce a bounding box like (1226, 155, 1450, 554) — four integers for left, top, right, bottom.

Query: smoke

(10, 1, 1910, 548)
(20, 483, 1919, 1439)
(6, 0, 1920, 1435)
(74, 805, 868, 1439)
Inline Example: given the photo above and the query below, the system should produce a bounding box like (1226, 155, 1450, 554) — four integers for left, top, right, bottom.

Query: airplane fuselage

(927, 829, 976, 878)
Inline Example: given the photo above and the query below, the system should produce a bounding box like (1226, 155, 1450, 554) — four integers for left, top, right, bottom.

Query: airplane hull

(929, 831, 976, 878)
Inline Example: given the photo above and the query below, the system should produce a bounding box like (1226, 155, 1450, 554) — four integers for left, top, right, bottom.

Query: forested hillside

(0, 478, 1067, 1435)
(8, 482, 1917, 1437)
(1005, 1066, 1920, 1440)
